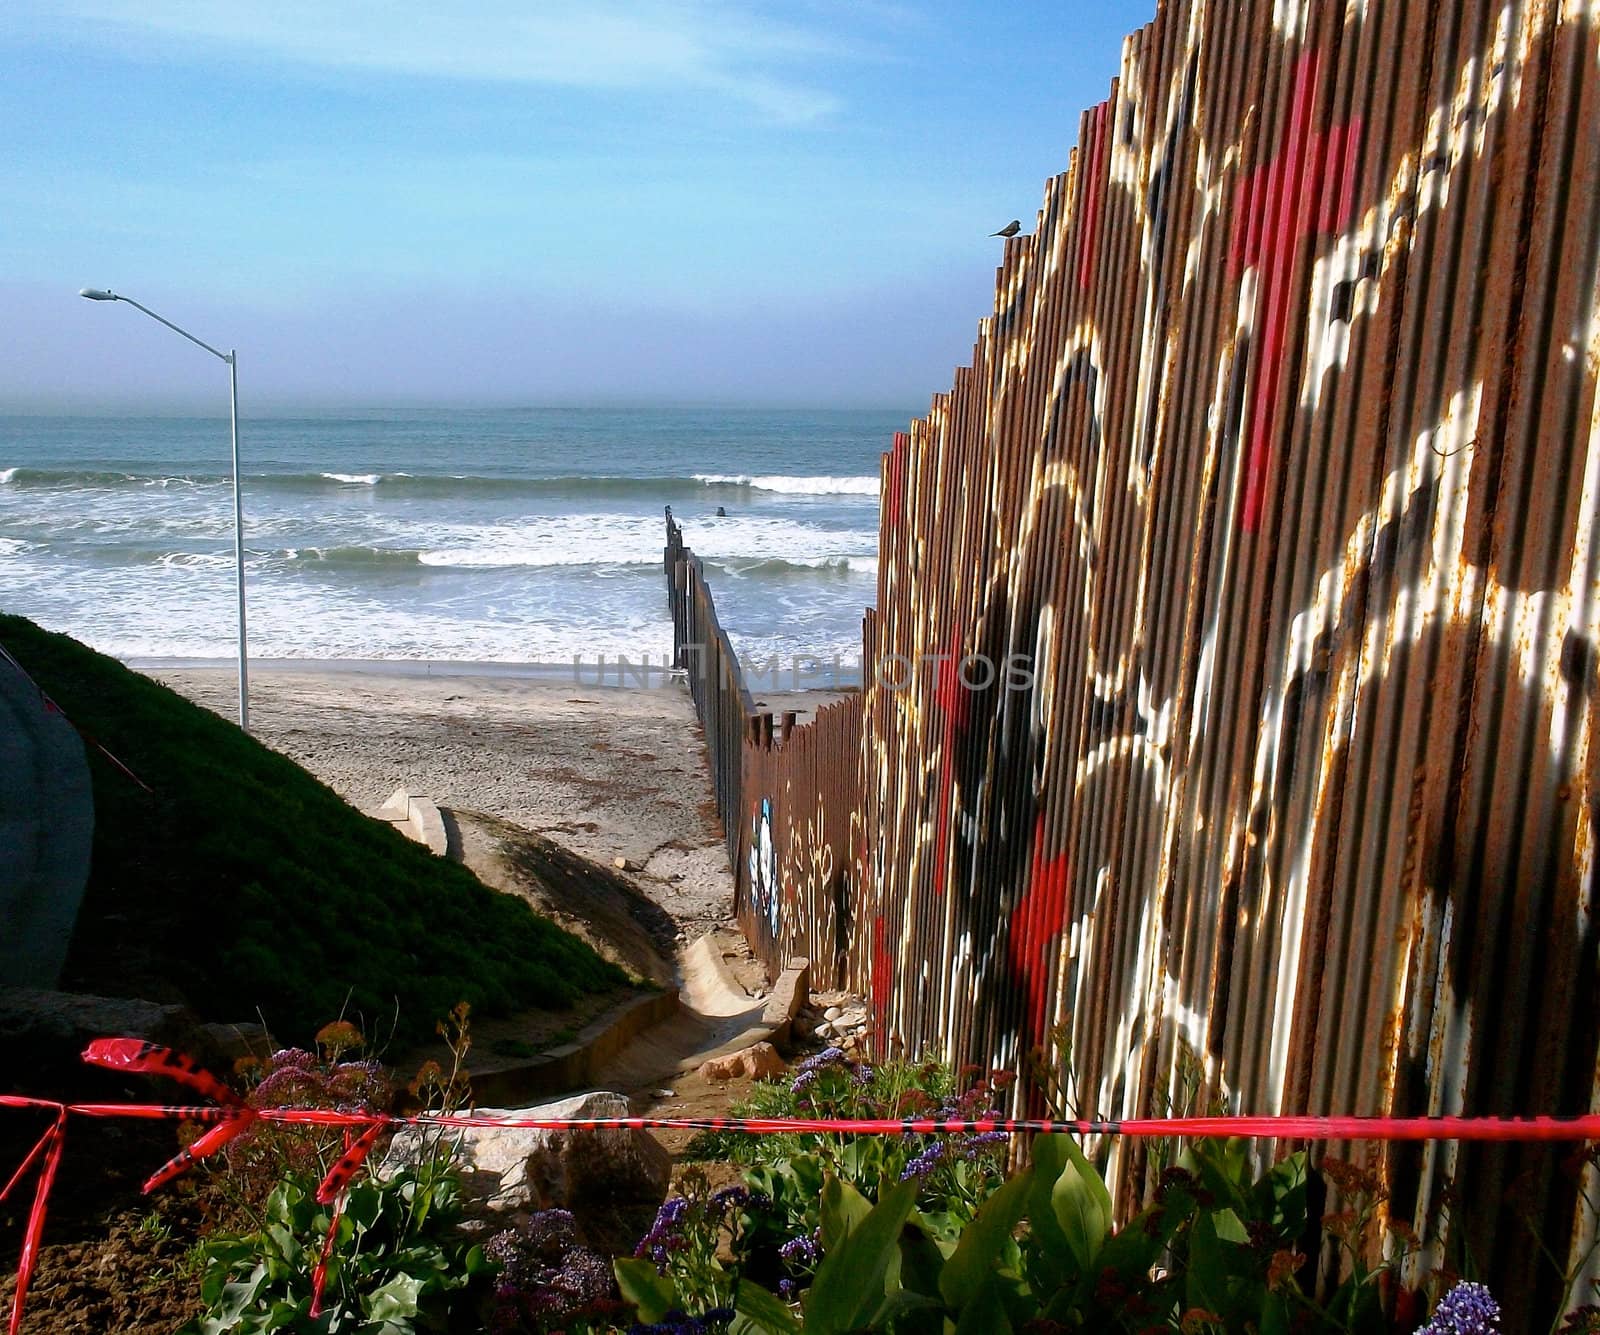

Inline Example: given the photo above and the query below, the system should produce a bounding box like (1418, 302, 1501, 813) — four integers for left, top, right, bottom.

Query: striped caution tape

(4, 1040, 1598, 1333)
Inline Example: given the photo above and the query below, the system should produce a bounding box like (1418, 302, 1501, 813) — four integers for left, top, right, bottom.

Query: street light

(79, 287, 250, 732)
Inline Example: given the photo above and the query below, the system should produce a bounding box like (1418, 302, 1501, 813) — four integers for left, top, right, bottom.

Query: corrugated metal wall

(847, 0, 1600, 1312)
(667, 0, 1599, 1312)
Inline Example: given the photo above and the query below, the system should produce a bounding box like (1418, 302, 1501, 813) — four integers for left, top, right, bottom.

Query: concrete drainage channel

(460, 943, 809, 1105)
(375, 789, 811, 1101)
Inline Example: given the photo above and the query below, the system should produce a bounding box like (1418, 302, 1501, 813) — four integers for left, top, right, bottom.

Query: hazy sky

(3, 2, 1151, 410)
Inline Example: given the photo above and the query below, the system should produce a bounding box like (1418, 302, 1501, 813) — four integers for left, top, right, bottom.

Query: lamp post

(79, 288, 249, 732)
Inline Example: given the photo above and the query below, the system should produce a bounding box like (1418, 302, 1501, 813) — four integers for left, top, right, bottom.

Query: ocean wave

(0, 466, 148, 489)
(416, 545, 659, 569)
(692, 473, 879, 496)
(157, 551, 235, 570)
(707, 554, 878, 578)
(288, 545, 424, 568)
(0, 465, 881, 501)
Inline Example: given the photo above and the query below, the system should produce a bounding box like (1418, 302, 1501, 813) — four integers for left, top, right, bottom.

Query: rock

(823, 1006, 843, 1021)
(697, 1041, 786, 1082)
(198, 1021, 275, 1066)
(0, 987, 229, 1093)
(384, 1091, 669, 1253)
(813, 1023, 835, 1040)
(612, 856, 632, 871)
(652, 1089, 677, 1099)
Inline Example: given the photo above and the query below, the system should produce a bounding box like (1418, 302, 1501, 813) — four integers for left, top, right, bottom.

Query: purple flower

(268, 1047, 315, 1070)
(635, 1195, 694, 1267)
(790, 1070, 819, 1097)
(711, 1185, 750, 1212)
(488, 1209, 616, 1326)
(779, 1230, 821, 1267)
(796, 1047, 847, 1074)
(899, 1141, 948, 1182)
(628, 1309, 735, 1335)
(1418, 1282, 1501, 1335)
(960, 1130, 1011, 1160)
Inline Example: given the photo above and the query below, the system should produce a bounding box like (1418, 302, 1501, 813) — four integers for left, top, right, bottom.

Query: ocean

(0, 406, 896, 680)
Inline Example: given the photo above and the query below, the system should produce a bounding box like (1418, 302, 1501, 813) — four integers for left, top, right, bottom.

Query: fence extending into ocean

(663, 507, 863, 976)
(667, 0, 1600, 1314)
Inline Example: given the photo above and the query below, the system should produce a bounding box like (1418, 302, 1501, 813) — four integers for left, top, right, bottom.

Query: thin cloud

(20, 1, 861, 122)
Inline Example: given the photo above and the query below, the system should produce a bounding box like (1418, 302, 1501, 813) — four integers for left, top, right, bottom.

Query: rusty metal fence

(667, 0, 1600, 1313)
(663, 507, 863, 978)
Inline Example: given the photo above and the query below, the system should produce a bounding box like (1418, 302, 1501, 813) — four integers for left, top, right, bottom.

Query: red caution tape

(309, 1194, 341, 1320)
(3, 1112, 65, 1335)
(142, 1111, 258, 1195)
(81, 1039, 245, 1107)
(316, 1121, 384, 1205)
(5, 1041, 1599, 1333)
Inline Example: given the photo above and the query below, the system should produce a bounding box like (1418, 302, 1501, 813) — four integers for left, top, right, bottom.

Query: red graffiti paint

(871, 914, 893, 1036)
(1229, 52, 1362, 533)
(1010, 812, 1071, 1043)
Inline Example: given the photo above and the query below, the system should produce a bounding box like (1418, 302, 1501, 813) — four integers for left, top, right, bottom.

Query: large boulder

(384, 1090, 670, 1254)
(0, 652, 93, 989)
(0, 987, 232, 1094)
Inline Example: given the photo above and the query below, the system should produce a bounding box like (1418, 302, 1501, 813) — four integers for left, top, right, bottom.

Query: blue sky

(2, 2, 1151, 409)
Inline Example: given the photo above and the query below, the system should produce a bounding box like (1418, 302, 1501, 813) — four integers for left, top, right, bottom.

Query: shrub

(0, 612, 628, 1043)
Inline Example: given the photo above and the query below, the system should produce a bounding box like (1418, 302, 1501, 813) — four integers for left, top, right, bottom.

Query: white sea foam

(408, 512, 879, 572)
(0, 536, 32, 555)
(157, 551, 235, 570)
(693, 473, 880, 496)
(0, 468, 15, 485)
(322, 472, 382, 485)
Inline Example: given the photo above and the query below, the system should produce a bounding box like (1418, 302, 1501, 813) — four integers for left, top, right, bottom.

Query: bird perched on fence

(990, 219, 1021, 237)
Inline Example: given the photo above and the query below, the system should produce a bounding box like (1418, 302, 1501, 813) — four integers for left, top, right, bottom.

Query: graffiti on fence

(748, 795, 778, 942)
(667, 0, 1600, 1312)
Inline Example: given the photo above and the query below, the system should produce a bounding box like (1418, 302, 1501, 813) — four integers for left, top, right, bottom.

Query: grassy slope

(2, 614, 627, 1043)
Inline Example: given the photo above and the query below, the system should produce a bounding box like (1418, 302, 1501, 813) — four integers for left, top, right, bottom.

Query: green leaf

(365, 1272, 424, 1321)
(732, 1279, 804, 1334)
(1024, 1135, 1074, 1291)
(345, 1182, 383, 1233)
(896, 1221, 948, 1301)
(940, 1169, 1030, 1308)
(1190, 1138, 1253, 1212)
(953, 1273, 1014, 1335)
(614, 1256, 678, 1324)
(1049, 1138, 1111, 1275)
(1186, 1206, 1252, 1313)
(805, 1180, 918, 1335)
(819, 1176, 873, 1251)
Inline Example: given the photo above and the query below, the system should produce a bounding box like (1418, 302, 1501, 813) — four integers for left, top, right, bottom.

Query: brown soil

(1, 1202, 207, 1335)
(446, 808, 678, 987)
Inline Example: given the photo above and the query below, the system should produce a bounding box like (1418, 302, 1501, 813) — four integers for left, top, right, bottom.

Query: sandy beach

(150, 662, 739, 933)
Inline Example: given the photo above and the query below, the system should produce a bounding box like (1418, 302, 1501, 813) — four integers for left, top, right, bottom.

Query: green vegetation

(1, 613, 625, 1042)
